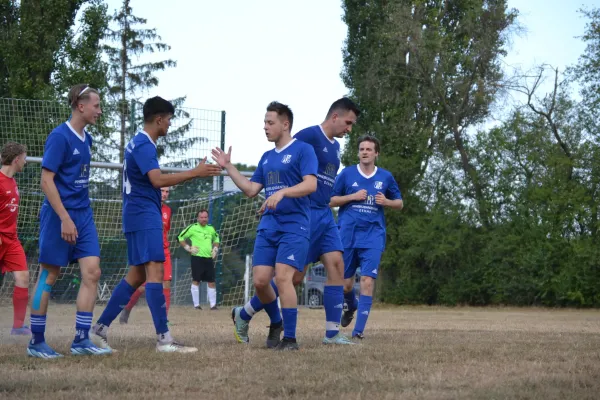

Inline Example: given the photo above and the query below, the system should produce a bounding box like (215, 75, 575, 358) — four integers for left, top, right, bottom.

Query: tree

(103, 0, 196, 165)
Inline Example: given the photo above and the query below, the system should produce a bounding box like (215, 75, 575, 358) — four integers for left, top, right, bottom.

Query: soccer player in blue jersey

(27, 84, 109, 358)
(90, 96, 221, 353)
(212, 101, 318, 351)
(230, 98, 360, 347)
(330, 135, 403, 339)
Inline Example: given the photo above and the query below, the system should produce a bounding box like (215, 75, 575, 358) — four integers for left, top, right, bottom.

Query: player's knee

(13, 270, 30, 287)
(253, 276, 271, 292)
(343, 279, 354, 293)
(81, 265, 101, 284)
(274, 274, 292, 291)
(292, 271, 305, 287)
(360, 276, 374, 294)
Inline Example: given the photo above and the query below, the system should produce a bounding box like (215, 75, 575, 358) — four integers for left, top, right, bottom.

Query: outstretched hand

(193, 157, 222, 178)
(211, 147, 232, 169)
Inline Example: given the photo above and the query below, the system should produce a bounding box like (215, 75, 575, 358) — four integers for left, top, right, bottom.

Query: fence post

(215, 110, 226, 304)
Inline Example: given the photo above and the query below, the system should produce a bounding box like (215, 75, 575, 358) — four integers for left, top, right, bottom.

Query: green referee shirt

(177, 223, 220, 258)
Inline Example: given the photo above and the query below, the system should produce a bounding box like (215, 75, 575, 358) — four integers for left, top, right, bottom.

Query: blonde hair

(68, 84, 99, 109)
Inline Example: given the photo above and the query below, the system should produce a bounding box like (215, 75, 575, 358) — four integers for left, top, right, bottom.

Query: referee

(178, 209, 220, 310)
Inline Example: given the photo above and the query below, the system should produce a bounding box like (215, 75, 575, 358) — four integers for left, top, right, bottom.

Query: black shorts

(191, 256, 215, 282)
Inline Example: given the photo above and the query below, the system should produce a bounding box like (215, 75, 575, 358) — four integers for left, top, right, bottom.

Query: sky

(104, 0, 599, 166)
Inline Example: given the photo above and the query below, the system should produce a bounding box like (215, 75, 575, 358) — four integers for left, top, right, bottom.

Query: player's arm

(329, 170, 366, 208)
(375, 174, 404, 210)
(147, 157, 220, 189)
(40, 133, 77, 244)
(211, 147, 263, 197)
(211, 229, 220, 259)
(177, 226, 198, 254)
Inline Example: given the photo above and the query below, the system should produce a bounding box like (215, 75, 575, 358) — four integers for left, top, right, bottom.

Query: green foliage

(343, 1, 600, 307)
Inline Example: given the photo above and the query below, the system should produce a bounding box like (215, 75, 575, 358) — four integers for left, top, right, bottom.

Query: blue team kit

(332, 165, 402, 279)
(250, 138, 318, 271)
(38, 122, 100, 266)
(122, 132, 165, 266)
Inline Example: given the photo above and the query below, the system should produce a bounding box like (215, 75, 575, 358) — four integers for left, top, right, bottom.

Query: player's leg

(318, 216, 352, 344)
(272, 232, 309, 351)
(203, 258, 217, 310)
(145, 260, 196, 353)
(69, 208, 111, 355)
(27, 204, 68, 358)
(27, 264, 61, 358)
(1, 239, 31, 335)
(163, 251, 172, 315)
(91, 230, 148, 350)
(190, 257, 202, 309)
(341, 248, 359, 328)
(120, 282, 145, 324)
(351, 248, 382, 339)
(231, 230, 279, 344)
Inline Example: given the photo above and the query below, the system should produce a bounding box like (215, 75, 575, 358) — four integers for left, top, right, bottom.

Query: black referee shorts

(191, 256, 215, 282)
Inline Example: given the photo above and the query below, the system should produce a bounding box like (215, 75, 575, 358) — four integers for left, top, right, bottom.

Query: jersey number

(123, 160, 132, 194)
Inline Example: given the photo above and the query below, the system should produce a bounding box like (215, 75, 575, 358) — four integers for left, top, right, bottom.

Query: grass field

(1, 304, 599, 399)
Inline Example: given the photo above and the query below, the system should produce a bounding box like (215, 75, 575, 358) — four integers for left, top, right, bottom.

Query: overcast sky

(104, 0, 598, 166)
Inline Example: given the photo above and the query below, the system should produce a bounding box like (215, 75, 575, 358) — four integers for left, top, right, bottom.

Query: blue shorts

(38, 204, 100, 267)
(125, 229, 165, 266)
(252, 229, 309, 272)
(343, 248, 382, 279)
(305, 207, 344, 265)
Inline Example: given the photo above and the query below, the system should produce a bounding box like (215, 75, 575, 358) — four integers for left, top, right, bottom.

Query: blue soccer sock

(146, 282, 169, 335)
(74, 311, 93, 343)
(240, 294, 264, 321)
(281, 308, 298, 340)
(96, 279, 136, 327)
(324, 285, 344, 338)
(30, 314, 46, 345)
(270, 279, 279, 297)
(263, 298, 282, 325)
(352, 295, 372, 336)
(344, 288, 358, 311)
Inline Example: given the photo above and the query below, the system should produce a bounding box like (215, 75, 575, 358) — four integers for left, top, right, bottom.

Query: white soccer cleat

(156, 341, 198, 353)
(90, 325, 117, 352)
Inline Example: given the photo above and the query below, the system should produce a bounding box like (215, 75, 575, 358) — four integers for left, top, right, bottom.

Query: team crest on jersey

(281, 154, 292, 164)
(374, 181, 383, 190)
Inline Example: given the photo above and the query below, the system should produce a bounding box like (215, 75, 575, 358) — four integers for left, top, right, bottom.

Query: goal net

(0, 97, 262, 308)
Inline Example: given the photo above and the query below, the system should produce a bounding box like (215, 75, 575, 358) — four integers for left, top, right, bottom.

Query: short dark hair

(326, 97, 361, 119)
(266, 101, 294, 131)
(357, 135, 380, 153)
(68, 84, 100, 110)
(143, 96, 175, 123)
(198, 209, 209, 216)
(1, 142, 27, 165)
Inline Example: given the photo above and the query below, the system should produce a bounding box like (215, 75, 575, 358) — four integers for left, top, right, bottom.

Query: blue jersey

(122, 132, 161, 233)
(332, 165, 402, 250)
(293, 125, 341, 208)
(41, 122, 93, 209)
(251, 139, 318, 238)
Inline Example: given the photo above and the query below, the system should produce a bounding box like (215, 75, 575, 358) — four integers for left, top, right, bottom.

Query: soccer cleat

(71, 339, 112, 356)
(341, 308, 356, 328)
(27, 341, 64, 359)
(322, 332, 356, 345)
(210, 306, 218, 311)
(195, 305, 202, 310)
(266, 323, 283, 349)
(156, 341, 198, 353)
(274, 337, 299, 351)
(231, 307, 249, 343)
(90, 325, 116, 352)
(352, 332, 365, 340)
(11, 325, 32, 336)
(119, 309, 131, 324)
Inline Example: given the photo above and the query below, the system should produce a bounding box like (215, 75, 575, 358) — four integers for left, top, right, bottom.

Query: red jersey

(0, 172, 19, 237)
(162, 203, 172, 250)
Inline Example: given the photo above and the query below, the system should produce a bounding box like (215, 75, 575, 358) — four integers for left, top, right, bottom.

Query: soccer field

(1, 305, 599, 399)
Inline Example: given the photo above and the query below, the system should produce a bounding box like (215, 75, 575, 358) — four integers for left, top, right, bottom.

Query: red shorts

(0, 234, 27, 273)
(141, 250, 172, 286)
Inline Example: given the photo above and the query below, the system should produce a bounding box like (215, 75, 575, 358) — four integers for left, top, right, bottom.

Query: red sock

(125, 288, 143, 311)
(163, 288, 171, 316)
(13, 286, 28, 329)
